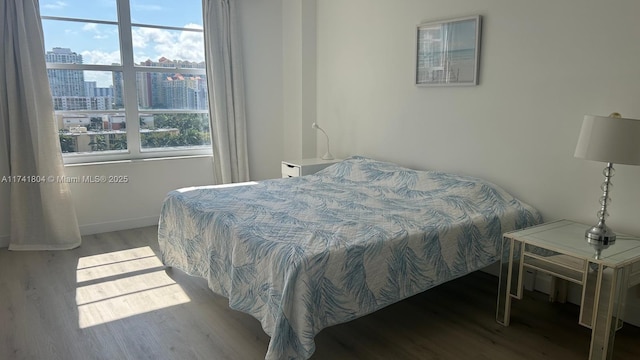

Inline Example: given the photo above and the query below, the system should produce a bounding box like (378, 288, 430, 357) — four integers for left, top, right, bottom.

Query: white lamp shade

(574, 115, 640, 165)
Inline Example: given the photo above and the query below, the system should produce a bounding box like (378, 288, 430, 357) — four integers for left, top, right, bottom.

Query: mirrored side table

(496, 220, 640, 360)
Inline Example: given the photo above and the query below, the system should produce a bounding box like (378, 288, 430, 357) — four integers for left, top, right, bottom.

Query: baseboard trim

(79, 215, 159, 236)
(0, 217, 159, 248)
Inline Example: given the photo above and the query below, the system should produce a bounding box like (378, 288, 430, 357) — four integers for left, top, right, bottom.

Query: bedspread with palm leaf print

(158, 156, 542, 360)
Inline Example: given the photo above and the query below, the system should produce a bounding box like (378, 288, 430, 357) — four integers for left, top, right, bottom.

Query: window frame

(41, 0, 212, 165)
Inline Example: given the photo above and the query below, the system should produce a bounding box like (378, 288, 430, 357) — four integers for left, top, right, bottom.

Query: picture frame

(415, 15, 482, 87)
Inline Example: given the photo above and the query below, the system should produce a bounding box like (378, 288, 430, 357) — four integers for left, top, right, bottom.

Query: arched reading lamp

(312, 122, 334, 160)
(574, 112, 640, 259)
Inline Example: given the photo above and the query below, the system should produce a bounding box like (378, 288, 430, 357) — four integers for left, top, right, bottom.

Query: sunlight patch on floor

(77, 246, 158, 270)
(76, 246, 191, 328)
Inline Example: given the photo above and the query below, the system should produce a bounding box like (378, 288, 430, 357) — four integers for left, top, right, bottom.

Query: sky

(40, 0, 204, 87)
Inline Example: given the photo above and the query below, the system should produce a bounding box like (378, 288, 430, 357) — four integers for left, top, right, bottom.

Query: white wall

(238, 0, 284, 180)
(315, 0, 640, 324)
(0, 158, 218, 246)
(282, 0, 318, 160)
(63, 157, 214, 235)
(316, 0, 640, 235)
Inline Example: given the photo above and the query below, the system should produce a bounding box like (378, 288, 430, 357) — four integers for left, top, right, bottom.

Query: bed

(158, 156, 542, 359)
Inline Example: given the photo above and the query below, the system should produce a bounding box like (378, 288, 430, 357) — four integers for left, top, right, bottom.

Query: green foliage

(88, 135, 108, 151)
(154, 113, 210, 133)
(141, 113, 211, 148)
(57, 114, 210, 153)
(141, 129, 210, 148)
(108, 134, 127, 150)
(59, 134, 76, 153)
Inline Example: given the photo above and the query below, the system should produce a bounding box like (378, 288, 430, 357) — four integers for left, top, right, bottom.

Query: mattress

(158, 156, 542, 359)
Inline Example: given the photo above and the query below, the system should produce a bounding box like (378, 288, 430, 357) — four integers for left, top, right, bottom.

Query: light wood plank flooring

(1, 226, 639, 359)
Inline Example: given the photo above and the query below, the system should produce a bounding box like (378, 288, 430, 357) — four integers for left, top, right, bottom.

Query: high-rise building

(45, 48, 114, 111)
(162, 74, 207, 110)
(133, 58, 207, 110)
(46, 47, 86, 97)
(85, 81, 96, 98)
(112, 71, 125, 108)
(94, 86, 114, 97)
(52, 96, 114, 111)
(45, 49, 208, 112)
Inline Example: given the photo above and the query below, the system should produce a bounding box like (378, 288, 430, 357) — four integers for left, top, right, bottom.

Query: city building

(46, 48, 115, 111)
(132, 58, 208, 110)
(45, 47, 85, 97)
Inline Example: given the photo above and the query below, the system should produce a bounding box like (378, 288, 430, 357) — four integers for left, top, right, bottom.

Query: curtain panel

(203, 0, 250, 184)
(0, 0, 81, 250)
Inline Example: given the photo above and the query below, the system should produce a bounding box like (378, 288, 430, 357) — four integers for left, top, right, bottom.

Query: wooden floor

(1, 227, 639, 360)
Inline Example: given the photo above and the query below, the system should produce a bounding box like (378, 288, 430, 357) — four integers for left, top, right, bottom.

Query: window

(40, 0, 211, 164)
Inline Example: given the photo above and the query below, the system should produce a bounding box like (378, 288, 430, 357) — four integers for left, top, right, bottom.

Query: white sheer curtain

(0, 0, 81, 250)
(203, 0, 250, 184)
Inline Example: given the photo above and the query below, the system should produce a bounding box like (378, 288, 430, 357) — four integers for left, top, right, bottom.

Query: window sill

(64, 154, 213, 168)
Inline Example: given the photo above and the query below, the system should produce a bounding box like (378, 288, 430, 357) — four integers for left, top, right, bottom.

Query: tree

(109, 134, 127, 150)
(140, 113, 211, 148)
(154, 113, 210, 133)
(59, 134, 76, 153)
(88, 135, 107, 151)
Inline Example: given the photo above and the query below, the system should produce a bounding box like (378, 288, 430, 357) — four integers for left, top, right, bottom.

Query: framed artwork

(415, 15, 482, 86)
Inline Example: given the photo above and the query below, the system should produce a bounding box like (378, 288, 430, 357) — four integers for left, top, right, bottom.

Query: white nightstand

(497, 220, 640, 360)
(281, 158, 342, 178)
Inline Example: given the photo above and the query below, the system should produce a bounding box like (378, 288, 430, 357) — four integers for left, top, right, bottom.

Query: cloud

(42, 1, 68, 10)
(80, 50, 122, 87)
(83, 23, 98, 31)
(184, 23, 203, 30)
(171, 31, 205, 62)
(132, 27, 175, 49)
(83, 71, 115, 89)
(131, 26, 204, 63)
(81, 50, 121, 66)
(81, 23, 115, 42)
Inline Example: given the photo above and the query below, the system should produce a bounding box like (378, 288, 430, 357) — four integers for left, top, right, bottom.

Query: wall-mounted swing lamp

(312, 122, 334, 160)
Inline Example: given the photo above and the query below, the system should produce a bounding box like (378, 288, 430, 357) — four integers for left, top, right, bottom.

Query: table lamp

(312, 122, 334, 160)
(574, 113, 640, 259)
